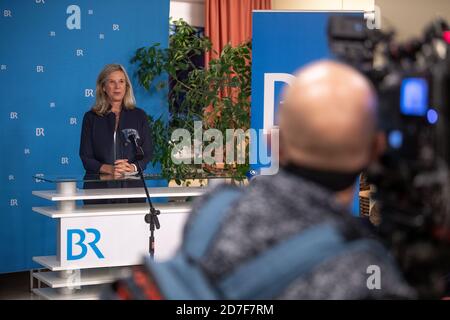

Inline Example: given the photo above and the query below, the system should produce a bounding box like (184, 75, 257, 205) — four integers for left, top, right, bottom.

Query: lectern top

(33, 173, 234, 183)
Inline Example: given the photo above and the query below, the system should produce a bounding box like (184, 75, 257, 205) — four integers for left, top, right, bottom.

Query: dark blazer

(80, 107, 153, 173)
(79, 107, 153, 204)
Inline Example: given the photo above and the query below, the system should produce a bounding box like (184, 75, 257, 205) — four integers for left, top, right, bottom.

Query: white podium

(30, 174, 210, 300)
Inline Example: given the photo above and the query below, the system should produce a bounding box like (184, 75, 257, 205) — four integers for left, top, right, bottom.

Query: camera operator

(189, 60, 415, 299)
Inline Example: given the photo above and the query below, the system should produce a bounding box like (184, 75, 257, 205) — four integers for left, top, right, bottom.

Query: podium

(30, 173, 215, 300)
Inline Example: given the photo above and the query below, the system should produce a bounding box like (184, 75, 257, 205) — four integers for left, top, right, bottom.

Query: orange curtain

(205, 0, 271, 65)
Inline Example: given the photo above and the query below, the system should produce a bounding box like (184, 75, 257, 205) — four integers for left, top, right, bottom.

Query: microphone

(122, 129, 144, 160)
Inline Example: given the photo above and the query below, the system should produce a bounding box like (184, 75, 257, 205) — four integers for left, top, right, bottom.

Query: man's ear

(369, 131, 387, 163)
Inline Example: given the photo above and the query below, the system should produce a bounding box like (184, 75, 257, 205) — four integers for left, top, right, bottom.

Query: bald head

(279, 60, 378, 172)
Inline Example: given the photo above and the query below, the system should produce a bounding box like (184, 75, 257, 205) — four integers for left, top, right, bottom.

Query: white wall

(376, 0, 450, 41)
(170, 0, 205, 27)
(271, 0, 450, 41)
(271, 0, 374, 11)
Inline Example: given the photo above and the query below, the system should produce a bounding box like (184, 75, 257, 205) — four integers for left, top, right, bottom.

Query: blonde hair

(92, 64, 136, 116)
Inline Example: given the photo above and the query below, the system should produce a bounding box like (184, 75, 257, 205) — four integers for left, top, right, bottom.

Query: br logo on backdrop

(85, 89, 94, 97)
(67, 228, 104, 261)
(34, 173, 44, 183)
(36, 128, 45, 136)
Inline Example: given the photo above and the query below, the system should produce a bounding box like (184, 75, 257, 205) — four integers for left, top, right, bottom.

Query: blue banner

(251, 11, 362, 216)
(0, 0, 169, 273)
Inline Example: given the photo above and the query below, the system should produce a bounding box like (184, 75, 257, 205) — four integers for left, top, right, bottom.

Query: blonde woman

(79, 64, 153, 203)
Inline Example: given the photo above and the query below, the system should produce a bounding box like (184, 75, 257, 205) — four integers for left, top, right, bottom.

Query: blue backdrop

(251, 11, 361, 216)
(0, 0, 169, 273)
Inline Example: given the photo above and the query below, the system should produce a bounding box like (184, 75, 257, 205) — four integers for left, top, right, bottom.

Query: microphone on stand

(122, 128, 160, 259)
(122, 129, 144, 161)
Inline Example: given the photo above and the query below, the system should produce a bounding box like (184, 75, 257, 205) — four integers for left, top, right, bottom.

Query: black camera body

(328, 15, 450, 298)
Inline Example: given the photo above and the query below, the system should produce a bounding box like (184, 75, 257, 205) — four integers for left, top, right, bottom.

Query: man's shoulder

(279, 239, 416, 299)
(183, 181, 416, 299)
(187, 184, 242, 218)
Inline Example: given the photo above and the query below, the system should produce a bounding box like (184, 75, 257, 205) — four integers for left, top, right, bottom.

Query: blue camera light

(400, 78, 429, 116)
(426, 109, 439, 125)
(388, 130, 403, 149)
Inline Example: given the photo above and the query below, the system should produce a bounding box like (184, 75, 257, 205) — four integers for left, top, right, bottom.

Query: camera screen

(400, 78, 429, 116)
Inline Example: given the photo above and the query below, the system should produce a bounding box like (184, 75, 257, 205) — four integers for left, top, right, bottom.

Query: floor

(0, 272, 37, 300)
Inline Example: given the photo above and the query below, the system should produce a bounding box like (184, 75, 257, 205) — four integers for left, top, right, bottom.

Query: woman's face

(104, 70, 127, 104)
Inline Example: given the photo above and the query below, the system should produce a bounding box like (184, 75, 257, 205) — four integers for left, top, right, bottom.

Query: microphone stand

(129, 134, 160, 259)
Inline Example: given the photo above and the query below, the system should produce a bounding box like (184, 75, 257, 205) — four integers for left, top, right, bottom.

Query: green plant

(197, 42, 251, 179)
(131, 19, 251, 182)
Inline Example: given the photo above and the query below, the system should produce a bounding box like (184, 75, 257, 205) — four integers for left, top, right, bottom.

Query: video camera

(328, 15, 450, 298)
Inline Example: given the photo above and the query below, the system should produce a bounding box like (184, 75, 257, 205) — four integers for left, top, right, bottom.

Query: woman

(79, 64, 153, 203)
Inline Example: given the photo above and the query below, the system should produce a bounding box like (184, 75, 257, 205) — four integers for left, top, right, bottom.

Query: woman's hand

(100, 164, 114, 175)
(114, 159, 136, 175)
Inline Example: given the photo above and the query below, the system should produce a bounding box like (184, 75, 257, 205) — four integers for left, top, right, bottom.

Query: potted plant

(131, 19, 251, 184)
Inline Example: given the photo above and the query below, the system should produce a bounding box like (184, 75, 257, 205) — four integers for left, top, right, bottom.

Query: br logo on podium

(58, 215, 148, 268)
(67, 228, 104, 261)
